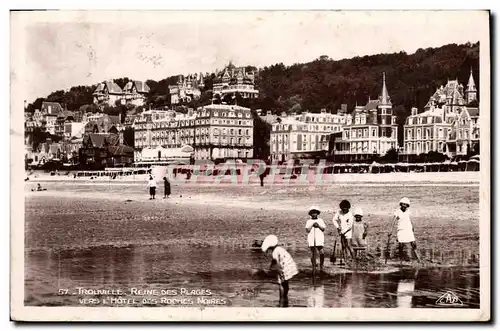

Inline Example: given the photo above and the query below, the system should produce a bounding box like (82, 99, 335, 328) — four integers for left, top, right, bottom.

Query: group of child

(260, 196, 420, 307)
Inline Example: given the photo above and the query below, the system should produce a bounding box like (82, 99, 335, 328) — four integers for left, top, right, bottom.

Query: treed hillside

(25, 42, 479, 118)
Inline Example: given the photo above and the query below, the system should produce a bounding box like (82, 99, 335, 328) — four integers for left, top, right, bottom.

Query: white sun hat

(261, 235, 278, 252)
(353, 207, 363, 216)
(308, 206, 321, 215)
(399, 197, 410, 205)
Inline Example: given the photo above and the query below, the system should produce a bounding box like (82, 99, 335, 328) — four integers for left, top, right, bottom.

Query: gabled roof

(94, 81, 123, 95)
(41, 102, 63, 115)
(123, 80, 150, 94)
(86, 133, 120, 148)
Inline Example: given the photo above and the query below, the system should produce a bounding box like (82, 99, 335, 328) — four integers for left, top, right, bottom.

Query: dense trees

(251, 109, 271, 160)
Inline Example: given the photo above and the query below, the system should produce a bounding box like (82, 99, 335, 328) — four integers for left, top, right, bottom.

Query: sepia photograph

(10, 9, 490, 321)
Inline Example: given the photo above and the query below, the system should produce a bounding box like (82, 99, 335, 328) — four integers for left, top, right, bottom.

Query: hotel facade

(403, 69, 479, 158)
(133, 104, 253, 161)
(334, 73, 399, 162)
(212, 63, 259, 101)
(270, 110, 347, 162)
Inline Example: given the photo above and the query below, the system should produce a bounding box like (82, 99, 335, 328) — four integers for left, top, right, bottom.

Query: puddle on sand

(25, 245, 479, 308)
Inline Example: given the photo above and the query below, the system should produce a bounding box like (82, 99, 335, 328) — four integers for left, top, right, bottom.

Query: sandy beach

(24, 178, 480, 307)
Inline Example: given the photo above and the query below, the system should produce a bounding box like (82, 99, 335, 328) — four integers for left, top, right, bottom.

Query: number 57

(58, 289, 68, 295)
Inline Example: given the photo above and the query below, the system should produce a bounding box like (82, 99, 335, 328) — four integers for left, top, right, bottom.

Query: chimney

(321, 108, 326, 114)
(341, 104, 347, 113)
(411, 107, 418, 116)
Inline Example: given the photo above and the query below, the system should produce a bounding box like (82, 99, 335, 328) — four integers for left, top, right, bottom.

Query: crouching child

(261, 235, 299, 307)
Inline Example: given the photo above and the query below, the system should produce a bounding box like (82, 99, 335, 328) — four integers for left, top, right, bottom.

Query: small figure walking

(351, 207, 369, 258)
(387, 197, 421, 263)
(163, 176, 171, 199)
(261, 235, 299, 307)
(305, 206, 326, 270)
(147, 175, 157, 200)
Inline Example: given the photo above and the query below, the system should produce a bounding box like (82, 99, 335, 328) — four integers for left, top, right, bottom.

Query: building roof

(467, 107, 479, 117)
(49, 143, 61, 154)
(41, 102, 63, 115)
(378, 72, 392, 105)
(108, 145, 134, 156)
(86, 133, 120, 148)
(94, 81, 123, 95)
(363, 100, 379, 111)
(467, 68, 477, 92)
(124, 80, 151, 94)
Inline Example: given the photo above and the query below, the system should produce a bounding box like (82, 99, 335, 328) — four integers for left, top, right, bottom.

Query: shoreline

(26, 170, 480, 185)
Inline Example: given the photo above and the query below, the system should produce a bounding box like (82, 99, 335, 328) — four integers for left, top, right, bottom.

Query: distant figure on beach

(163, 177, 171, 199)
(31, 183, 46, 192)
(387, 197, 421, 263)
(147, 176, 157, 200)
(261, 235, 298, 307)
(259, 173, 265, 187)
(305, 206, 326, 270)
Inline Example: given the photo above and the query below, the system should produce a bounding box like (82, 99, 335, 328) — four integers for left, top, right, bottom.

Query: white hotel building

(133, 105, 253, 161)
(270, 109, 347, 162)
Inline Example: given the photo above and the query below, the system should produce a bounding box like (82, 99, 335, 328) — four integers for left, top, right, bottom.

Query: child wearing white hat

(387, 197, 420, 263)
(305, 206, 326, 270)
(351, 207, 368, 257)
(261, 235, 298, 307)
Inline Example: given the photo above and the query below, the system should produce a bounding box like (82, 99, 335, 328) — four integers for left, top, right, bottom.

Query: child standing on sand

(387, 197, 421, 263)
(147, 176, 157, 200)
(261, 235, 299, 307)
(305, 206, 326, 270)
(332, 200, 354, 260)
(351, 207, 369, 258)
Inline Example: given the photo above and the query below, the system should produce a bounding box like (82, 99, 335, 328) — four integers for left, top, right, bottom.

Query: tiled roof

(108, 145, 134, 156)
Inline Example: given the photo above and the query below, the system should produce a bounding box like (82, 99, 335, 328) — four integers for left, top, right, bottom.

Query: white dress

(332, 211, 354, 239)
(305, 218, 326, 247)
(272, 246, 299, 283)
(394, 209, 415, 243)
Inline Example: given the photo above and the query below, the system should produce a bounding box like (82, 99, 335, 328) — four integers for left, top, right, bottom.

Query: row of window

(273, 124, 342, 132)
(134, 119, 252, 130)
(344, 128, 395, 139)
(302, 116, 345, 124)
(346, 116, 395, 125)
(406, 142, 443, 153)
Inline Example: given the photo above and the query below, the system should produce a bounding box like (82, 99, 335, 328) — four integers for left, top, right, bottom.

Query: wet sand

(24, 181, 480, 307)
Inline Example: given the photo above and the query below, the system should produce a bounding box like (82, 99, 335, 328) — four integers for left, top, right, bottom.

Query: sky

(12, 10, 487, 103)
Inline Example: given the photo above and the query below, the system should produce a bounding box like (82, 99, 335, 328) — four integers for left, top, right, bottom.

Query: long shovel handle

(312, 228, 316, 285)
(385, 235, 391, 264)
